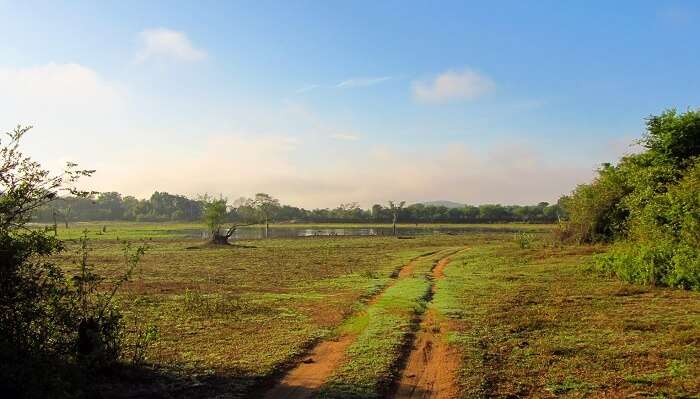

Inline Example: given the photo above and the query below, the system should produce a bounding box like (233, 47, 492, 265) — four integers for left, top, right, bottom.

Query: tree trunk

(210, 231, 231, 245)
(265, 218, 269, 239)
(392, 214, 397, 236)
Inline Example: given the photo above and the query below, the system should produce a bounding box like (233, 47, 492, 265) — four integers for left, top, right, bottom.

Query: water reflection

(184, 226, 534, 240)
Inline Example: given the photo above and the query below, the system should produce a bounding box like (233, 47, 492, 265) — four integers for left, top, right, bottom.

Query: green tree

(201, 195, 233, 244)
(641, 108, 700, 166)
(252, 193, 280, 238)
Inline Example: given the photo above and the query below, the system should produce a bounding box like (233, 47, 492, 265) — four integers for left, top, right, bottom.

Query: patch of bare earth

(392, 255, 462, 399)
(262, 335, 355, 399)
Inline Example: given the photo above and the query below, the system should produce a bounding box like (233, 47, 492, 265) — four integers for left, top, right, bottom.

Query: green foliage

(641, 108, 700, 165)
(71, 232, 147, 364)
(0, 126, 145, 397)
(514, 231, 534, 249)
(35, 193, 564, 225)
(595, 242, 700, 290)
(561, 108, 700, 289)
(594, 158, 700, 290)
(201, 195, 229, 234)
(558, 163, 630, 243)
(126, 322, 159, 365)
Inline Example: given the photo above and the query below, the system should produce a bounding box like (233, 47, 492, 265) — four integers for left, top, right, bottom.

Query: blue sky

(1, 1, 698, 207)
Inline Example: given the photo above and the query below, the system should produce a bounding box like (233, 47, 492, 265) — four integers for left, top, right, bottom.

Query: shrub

(0, 126, 147, 396)
(594, 241, 700, 290)
(514, 232, 534, 249)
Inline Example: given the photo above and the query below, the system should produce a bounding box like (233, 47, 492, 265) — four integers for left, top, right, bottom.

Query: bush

(0, 126, 147, 397)
(559, 109, 700, 290)
(514, 232, 534, 249)
(594, 242, 700, 290)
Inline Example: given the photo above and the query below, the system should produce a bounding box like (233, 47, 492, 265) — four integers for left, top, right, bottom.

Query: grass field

(52, 222, 699, 398)
(436, 244, 700, 398)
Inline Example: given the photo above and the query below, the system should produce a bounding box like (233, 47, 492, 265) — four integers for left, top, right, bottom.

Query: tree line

(559, 108, 700, 290)
(34, 192, 564, 225)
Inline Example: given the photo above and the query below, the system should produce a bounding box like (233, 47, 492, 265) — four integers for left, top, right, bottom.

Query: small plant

(514, 232, 534, 249)
(71, 230, 147, 365)
(183, 288, 208, 313)
(128, 322, 160, 365)
(361, 270, 379, 279)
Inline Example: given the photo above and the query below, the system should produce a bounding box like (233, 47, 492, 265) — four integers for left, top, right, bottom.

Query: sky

(1, 0, 699, 208)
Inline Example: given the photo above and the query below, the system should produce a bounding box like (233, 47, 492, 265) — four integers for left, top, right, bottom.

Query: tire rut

(262, 251, 441, 399)
(390, 249, 466, 399)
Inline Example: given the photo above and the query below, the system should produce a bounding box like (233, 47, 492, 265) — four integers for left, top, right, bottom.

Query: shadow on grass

(184, 243, 258, 250)
(97, 364, 436, 399)
(317, 382, 434, 399)
(96, 364, 266, 399)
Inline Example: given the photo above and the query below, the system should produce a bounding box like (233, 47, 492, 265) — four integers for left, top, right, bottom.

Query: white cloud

(135, 28, 207, 63)
(0, 63, 124, 112)
(0, 63, 125, 130)
(0, 62, 129, 169)
(336, 76, 391, 88)
(412, 68, 494, 103)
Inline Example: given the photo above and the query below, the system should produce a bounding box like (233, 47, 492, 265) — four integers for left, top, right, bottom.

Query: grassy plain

(52, 222, 699, 398)
(54, 223, 482, 397)
(436, 244, 700, 398)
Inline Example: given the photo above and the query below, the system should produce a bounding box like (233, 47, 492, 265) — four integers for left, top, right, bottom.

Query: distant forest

(33, 191, 564, 224)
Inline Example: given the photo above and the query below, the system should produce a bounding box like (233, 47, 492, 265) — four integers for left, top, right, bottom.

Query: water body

(180, 226, 537, 240)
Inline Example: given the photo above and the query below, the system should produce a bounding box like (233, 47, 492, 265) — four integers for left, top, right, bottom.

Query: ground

(50, 222, 699, 398)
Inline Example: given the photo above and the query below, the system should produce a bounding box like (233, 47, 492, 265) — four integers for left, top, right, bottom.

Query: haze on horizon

(1, 1, 698, 208)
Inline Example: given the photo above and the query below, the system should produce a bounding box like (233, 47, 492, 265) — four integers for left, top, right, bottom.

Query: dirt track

(262, 335, 355, 399)
(391, 255, 462, 399)
(263, 254, 425, 399)
(263, 251, 463, 399)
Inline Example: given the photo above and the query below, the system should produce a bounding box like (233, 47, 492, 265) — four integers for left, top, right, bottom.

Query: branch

(225, 222, 256, 238)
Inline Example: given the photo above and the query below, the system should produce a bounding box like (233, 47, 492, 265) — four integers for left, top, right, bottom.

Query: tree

(641, 109, 700, 167)
(201, 195, 254, 244)
(1, 126, 141, 395)
(252, 193, 279, 238)
(387, 200, 406, 236)
(202, 196, 231, 244)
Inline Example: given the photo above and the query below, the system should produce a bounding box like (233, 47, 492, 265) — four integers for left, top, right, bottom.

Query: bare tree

(387, 200, 406, 236)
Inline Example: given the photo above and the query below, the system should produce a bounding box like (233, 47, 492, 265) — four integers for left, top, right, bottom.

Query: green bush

(595, 242, 700, 290)
(561, 109, 700, 290)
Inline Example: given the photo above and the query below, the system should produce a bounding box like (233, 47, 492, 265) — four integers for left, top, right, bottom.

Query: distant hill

(420, 200, 465, 208)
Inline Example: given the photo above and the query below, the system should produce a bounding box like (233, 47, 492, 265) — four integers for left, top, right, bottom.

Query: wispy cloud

(412, 68, 494, 103)
(135, 28, 207, 63)
(336, 76, 391, 88)
(295, 84, 320, 94)
(330, 133, 360, 141)
(295, 76, 392, 94)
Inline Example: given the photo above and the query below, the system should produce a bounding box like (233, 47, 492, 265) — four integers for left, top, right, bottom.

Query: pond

(181, 225, 537, 240)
